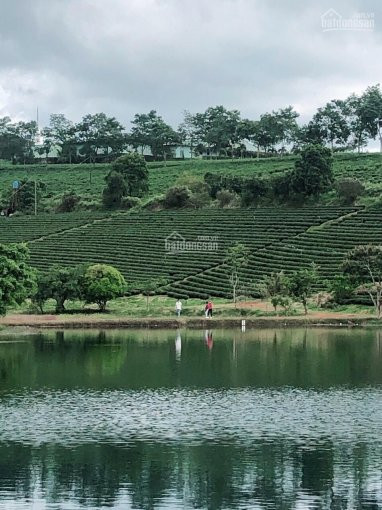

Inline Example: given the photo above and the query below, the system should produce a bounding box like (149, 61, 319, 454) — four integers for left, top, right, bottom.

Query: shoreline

(0, 314, 380, 329)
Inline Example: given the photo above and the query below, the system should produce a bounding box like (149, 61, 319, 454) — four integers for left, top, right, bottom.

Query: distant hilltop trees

(0, 84, 381, 164)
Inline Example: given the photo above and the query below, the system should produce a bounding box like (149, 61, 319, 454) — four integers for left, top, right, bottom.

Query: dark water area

(0, 328, 382, 509)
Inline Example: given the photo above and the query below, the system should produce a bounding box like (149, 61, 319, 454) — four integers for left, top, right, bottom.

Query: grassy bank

(0, 295, 377, 329)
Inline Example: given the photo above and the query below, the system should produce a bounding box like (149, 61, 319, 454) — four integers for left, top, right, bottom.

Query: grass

(11, 295, 375, 320)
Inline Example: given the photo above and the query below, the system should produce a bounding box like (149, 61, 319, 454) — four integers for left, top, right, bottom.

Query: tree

(327, 275, 355, 304)
(130, 278, 168, 310)
(82, 264, 126, 311)
(0, 243, 36, 315)
(37, 127, 55, 161)
(336, 178, 364, 205)
(287, 264, 318, 315)
(290, 144, 333, 197)
(346, 86, 382, 152)
(178, 110, 200, 158)
(48, 114, 78, 163)
(102, 171, 127, 209)
(342, 245, 382, 318)
(34, 265, 84, 313)
(191, 106, 241, 157)
(224, 242, 250, 305)
(257, 271, 290, 313)
(77, 113, 126, 162)
(129, 110, 179, 161)
(111, 153, 149, 197)
(312, 100, 350, 150)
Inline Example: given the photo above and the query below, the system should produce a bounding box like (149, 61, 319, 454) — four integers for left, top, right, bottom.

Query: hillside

(0, 153, 382, 302)
(0, 153, 381, 208)
(1, 206, 372, 300)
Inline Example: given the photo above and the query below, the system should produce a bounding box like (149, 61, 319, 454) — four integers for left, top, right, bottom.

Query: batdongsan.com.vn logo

(321, 9, 374, 32)
(165, 231, 218, 254)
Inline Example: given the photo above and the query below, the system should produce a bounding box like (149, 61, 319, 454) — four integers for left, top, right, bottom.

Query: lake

(0, 328, 382, 509)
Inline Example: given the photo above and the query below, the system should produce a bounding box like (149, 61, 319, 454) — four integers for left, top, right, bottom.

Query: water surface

(1, 328, 382, 509)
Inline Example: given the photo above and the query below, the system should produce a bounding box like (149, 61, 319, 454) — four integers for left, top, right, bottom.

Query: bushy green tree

(290, 145, 333, 197)
(34, 265, 85, 313)
(111, 153, 149, 197)
(327, 275, 355, 304)
(0, 243, 36, 315)
(102, 171, 127, 209)
(82, 264, 126, 311)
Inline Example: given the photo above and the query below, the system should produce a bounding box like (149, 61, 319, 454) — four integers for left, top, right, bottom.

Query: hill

(0, 206, 370, 300)
(0, 153, 381, 209)
(0, 152, 382, 302)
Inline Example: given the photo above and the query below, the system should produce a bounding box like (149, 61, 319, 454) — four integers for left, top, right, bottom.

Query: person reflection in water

(204, 330, 213, 350)
(175, 330, 181, 360)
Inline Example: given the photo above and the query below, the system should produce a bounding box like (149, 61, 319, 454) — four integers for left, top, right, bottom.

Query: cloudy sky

(0, 0, 380, 132)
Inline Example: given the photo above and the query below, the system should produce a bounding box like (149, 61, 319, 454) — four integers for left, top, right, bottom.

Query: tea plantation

(0, 206, 369, 299)
(0, 152, 381, 300)
(0, 152, 380, 205)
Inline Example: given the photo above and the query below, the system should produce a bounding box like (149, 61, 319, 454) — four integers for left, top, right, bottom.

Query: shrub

(121, 196, 141, 209)
(216, 190, 237, 208)
(163, 186, 191, 208)
(336, 178, 365, 205)
(56, 192, 80, 212)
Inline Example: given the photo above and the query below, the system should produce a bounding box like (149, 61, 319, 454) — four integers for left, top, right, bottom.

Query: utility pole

(34, 180, 37, 216)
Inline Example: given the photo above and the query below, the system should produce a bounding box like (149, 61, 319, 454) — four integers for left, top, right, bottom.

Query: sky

(0, 0, 381, 138)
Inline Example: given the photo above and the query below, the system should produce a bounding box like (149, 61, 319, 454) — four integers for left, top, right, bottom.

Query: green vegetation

(0, 152, 380, 213)
(82, 264, 126, 311)
(0, 244, 36, 315)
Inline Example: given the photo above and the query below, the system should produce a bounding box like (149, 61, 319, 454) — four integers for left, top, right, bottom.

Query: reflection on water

(0, 328, 382, 509)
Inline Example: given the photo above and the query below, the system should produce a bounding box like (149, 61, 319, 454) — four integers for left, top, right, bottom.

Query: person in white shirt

(175, 299, 182, 317)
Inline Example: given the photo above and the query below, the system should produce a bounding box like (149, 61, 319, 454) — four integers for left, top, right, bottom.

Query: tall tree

(346, 86, 382, 152)
(49, 114, 78, 163)
(0, 243, 36, 315)
(129, 110, 179, 161)
(224, 242, 250, 305)
(178, 110, 201, 158)
(311, 100, 350, 150)
(191, 106, 241, 157)
(77, 113, 126, 162)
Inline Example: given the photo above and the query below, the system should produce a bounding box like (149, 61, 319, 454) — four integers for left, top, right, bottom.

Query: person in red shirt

(207, 300, 213, 318)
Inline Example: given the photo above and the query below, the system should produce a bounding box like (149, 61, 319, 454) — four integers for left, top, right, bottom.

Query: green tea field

(0, 152, 381, 207)
(2, 206, 376, 299)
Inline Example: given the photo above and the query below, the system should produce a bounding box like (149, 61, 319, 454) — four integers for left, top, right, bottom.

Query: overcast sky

(0, 0, 381, 133)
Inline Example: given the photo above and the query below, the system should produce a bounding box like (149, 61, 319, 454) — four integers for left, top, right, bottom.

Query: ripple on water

(1, 387, 382, 446)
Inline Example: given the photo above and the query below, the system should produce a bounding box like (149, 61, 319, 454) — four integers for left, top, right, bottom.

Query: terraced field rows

(16, 208, 354, 296)
(168, 209, 382, 299)
(0, 212, 108, 243)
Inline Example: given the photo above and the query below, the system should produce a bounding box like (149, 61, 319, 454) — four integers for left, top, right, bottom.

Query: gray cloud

(0, 0, 380, 133)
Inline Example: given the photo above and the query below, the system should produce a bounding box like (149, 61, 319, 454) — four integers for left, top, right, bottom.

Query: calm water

(1, 328, 382, 509)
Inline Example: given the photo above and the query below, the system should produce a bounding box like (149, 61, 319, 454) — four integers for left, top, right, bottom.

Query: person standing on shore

(175, 299, 182, 317)
(207, 300, 213, 318)
(204, 301, 209, 318)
